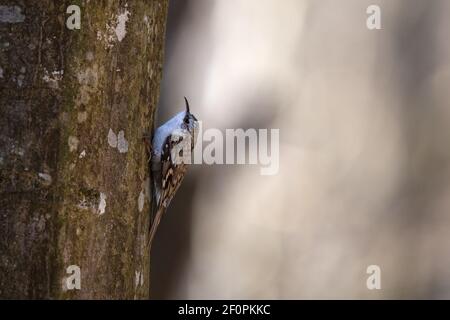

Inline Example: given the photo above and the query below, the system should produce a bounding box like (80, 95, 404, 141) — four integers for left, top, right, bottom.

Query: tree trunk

(0, 0, 168, 299)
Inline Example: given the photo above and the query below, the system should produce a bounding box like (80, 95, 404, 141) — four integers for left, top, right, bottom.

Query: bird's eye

(184, 115, 190, 124)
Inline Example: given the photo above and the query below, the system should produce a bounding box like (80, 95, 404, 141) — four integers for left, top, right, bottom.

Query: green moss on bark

(0, 0, 168, 299)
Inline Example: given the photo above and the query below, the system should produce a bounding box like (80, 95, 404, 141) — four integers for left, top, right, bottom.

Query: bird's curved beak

(184, 96, 190, 114)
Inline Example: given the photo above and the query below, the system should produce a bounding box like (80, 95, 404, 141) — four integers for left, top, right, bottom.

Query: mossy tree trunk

(0, 0, 168, 299)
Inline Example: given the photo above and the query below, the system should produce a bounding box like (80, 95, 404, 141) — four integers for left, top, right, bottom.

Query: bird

(145, 97, 199, 249)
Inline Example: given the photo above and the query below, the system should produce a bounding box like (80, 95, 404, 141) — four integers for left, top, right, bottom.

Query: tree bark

(0, 0, 168, 299)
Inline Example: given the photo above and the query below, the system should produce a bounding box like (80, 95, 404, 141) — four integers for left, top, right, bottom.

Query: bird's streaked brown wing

(148, 134, 187, 248)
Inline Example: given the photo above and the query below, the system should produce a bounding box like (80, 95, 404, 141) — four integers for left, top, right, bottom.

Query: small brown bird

(146, 97, 199, 248)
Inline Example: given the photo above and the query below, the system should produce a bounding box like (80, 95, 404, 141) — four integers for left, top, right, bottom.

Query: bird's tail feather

(147, 206, 164, 249)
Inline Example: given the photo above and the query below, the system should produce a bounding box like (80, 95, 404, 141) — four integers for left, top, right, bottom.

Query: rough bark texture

(0, 0, 168, 299)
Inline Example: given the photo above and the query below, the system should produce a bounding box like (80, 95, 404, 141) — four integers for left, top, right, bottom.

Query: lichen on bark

(0, 0, 168, 299)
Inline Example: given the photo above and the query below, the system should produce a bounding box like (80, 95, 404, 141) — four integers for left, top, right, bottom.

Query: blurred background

(151, 0, 450, 299)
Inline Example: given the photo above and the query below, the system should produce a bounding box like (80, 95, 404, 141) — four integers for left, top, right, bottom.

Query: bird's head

(181, 97, 199, 149)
